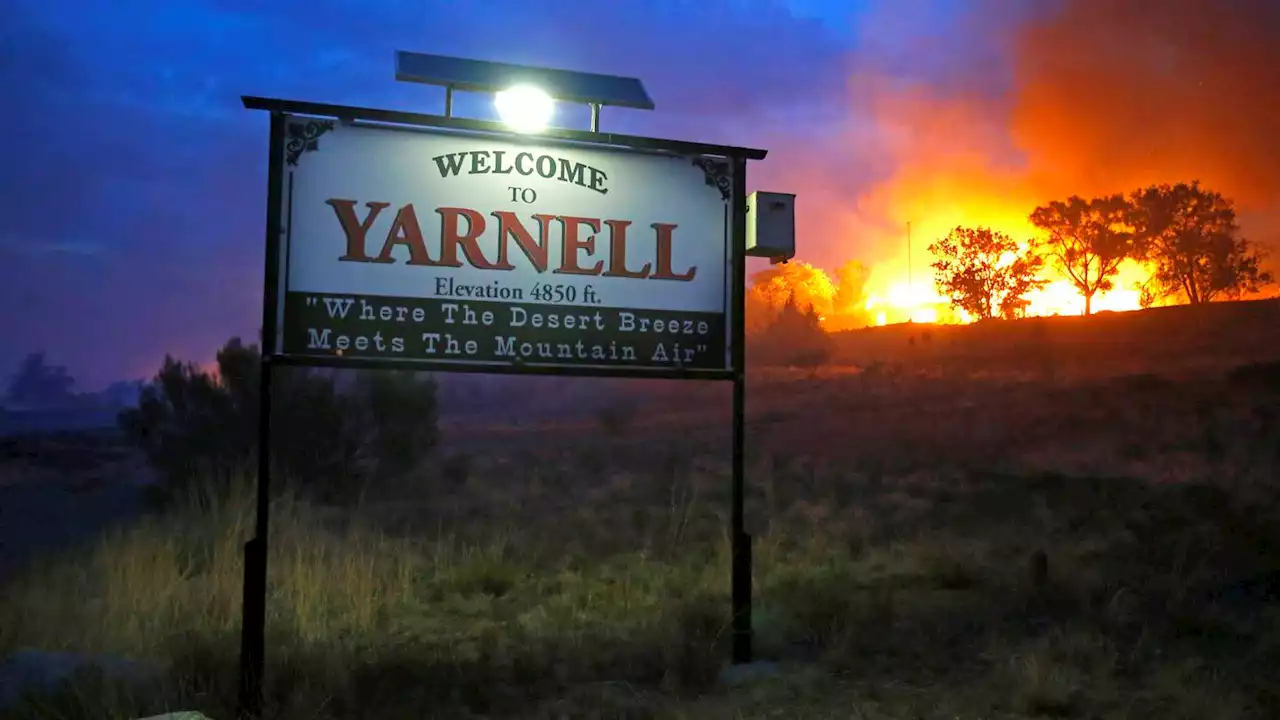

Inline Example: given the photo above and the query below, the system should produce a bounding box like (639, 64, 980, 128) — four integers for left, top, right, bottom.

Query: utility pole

(907, 221, 913, 293)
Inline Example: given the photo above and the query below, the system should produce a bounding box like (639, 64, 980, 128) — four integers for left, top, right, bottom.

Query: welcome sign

(276, 117, 734, 371)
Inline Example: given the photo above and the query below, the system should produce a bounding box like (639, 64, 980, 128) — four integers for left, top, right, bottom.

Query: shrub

(118, 338, 438, 504)
(750, 295, 834, 369)
(349, 368, 440, 480)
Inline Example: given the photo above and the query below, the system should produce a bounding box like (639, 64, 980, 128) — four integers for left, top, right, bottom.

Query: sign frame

(249, 95, 763, 381)
(238, 94, 765, 716)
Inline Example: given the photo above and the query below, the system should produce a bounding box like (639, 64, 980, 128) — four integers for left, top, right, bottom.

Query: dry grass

(2, 327, 1280, 717)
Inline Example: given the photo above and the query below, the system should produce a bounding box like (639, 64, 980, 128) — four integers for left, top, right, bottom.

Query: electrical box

(745, 191, 796, 261)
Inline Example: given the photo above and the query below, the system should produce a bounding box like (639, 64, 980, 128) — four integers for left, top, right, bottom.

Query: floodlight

(494, 84, 554, 133)
(394, 50, 655, 132)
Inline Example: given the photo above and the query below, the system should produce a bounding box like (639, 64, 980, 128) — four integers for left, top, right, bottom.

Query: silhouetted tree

(351, 369, 439, 479)
(746, 260, 873, 334)
(1029, 194, 1137, 315)
(929, 226, 1047, 320)
(745, 261, 837, 334)
(1129, 181, 1272, 304)
(119, 337, 438, 504)
(4, 352, 75, 408)
(755, 294, 833, 368)
(744, 285, 776, 337)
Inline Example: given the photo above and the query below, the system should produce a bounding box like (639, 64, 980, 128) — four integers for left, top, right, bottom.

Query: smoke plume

(837, 0, 1280, 282)
(1013, 0, 1280, 210)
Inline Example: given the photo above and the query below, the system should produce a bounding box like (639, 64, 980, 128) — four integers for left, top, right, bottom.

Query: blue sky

(0, 0, 1024, 389)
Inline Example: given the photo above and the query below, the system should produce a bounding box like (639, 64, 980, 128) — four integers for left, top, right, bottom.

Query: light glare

(494, 85, 554, 133)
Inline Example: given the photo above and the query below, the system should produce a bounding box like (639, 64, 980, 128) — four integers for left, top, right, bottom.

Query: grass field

(2, 303, 1279, 719)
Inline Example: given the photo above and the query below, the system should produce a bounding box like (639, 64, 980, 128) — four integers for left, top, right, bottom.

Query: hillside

(829, 298, 1280, 378)
(3, 297, 1280, 718)
(443, 299, 1280, 464)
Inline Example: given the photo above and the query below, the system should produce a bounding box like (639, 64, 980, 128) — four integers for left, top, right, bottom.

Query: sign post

(238, 53, 780, 717)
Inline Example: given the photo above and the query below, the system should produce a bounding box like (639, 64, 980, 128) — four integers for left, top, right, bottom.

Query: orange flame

(754, 0, 1280, 332)
(818, 71, 1167, 329)
(848, 180, 1159, 328)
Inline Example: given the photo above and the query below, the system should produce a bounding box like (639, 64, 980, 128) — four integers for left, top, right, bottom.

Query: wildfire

(1025, 258, 1156, 317)
(859, 258, 1160, 328)
(845, 190, 1164, 329)
(753, 1, 1280, 334)
(864, 282, 951, 326)
(821, 94, 1166, 329)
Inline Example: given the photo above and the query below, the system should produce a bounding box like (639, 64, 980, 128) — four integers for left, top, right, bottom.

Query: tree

(1029, 194, 1136, 315)
(752, 294, 833, 368)
(1129, 181, 1272, 304)
(744, 287, 777, 336)
(4, 352, 75, 408)
(745, 261, 837, 334)
(929, 226, 1048, 320)
(351, 369, 440, 479)
(119, 337, 439, 505)
(745, 259, 875, 334)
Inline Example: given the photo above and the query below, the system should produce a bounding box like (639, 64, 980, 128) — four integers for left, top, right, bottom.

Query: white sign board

(276, 116, 734, 372)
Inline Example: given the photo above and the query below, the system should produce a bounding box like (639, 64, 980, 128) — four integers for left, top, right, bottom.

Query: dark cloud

(4, 0, 1045, 389)
(0, 0, 870, 388)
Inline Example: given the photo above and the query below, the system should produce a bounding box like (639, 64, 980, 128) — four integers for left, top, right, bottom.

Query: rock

(134, 713, 212, 720)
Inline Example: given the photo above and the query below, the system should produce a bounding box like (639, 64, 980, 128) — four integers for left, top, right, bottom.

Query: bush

(749, 295, 834, 369)
(351, 368, 440, 480)
(118, 338, 438, 504)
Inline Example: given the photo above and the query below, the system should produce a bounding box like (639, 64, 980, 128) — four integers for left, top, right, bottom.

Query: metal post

(239, 361, 272, 718)
(239, 110, 285, 720)
(444, 86, 454, 118)
(590, 103, 601, 132)
(729, 156, 752, 664)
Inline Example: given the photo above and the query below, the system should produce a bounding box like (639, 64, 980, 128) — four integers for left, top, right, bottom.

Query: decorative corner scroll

(285, 119, 336, 167)
(691, 157, 732, 202)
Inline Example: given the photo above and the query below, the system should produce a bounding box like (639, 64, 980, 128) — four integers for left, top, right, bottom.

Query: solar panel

(394, 51, 656, 111)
